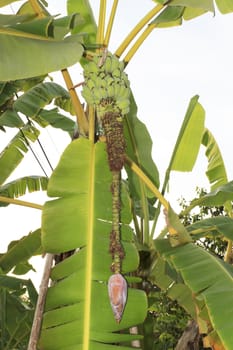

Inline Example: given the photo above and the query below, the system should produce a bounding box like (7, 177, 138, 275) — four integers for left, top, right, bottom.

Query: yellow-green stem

(104, 0, 119, 47)
(115, 4, 163, 58)
(88, 106, 95, 143)
(123, 23, 156, 65)
(224, 240, 233, 263)
(97, 0, 107, 46)
(29, 0, 44, 18)
(0, 196, 42, 210)
(61, 69, 89, 136)
(125, 155, 169, 210)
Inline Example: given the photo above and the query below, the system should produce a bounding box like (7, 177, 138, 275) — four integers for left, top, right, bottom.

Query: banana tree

(1, 0, 233, 349)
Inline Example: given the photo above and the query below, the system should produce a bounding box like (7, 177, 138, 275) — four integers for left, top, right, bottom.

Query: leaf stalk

(125, 155, 169, 210)
(61, 69, 89, 136)
(115, 4, 163, 58)
(97, 0, 107, 45)
(0, 196, 42, 210)
(29, 0, 44, 18)
(123, 23, 156, 65)
(104, 0, 119, 47)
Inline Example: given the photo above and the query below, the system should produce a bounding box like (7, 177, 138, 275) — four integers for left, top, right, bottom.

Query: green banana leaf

(0, 276, 37, 349)
(154, 0, 233, 22)
(0, 31, 83, 81)
(67, 0, 97, 46)
(0, 176, 48, 207)
(155, 239, 233, 349)
(8, 14, 82, 39)
(14, 82, 70, 117)
(187, 216, 233, 240)
(151, 0, 214, 27)
(40, 139, 147, 349)
(184, 181, 233, 213)
(0, 13, 33, 26)
(124, 94, 160, 199)
(0, 124, 40, 185)
(214, 0, 233, 13)
(0, 109, 24, 128)
(0, 229, 42, 273)
(0, 77, 47, 111)
(150, 254, 196, 318)
(170, 95, 205, 172)
(202, 128, 228, 191)
(38, 108, 75, 134)
(7, 81, 76, 135)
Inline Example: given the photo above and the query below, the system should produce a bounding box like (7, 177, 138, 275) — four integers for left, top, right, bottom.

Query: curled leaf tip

(108, 273, 127, 323)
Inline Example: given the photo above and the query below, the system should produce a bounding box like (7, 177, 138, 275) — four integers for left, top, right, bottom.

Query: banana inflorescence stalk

(82, 52, 130, 322)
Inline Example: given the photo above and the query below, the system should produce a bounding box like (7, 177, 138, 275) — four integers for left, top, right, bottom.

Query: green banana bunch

(82, 53, 130, 118)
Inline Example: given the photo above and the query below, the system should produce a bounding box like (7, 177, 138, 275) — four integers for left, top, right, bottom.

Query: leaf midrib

(83, 141, 95, 350)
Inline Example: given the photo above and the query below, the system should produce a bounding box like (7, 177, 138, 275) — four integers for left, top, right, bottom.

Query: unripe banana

(95, 76, 107, 89)
(112, 68, 121, 78)
(84, 61, 99, 76)
(117, 85, 130, 100)
(86, 79, 96, 90)
(111, 83, 119, 97)
(116, 99, 130, 115)
(95, 87, 109, 100)
(82, 52, 130, 117)
(104, 56, 113, 73)
(110, 55, 121, 72)
(107, 84, 115, 98)
(81, 86, 95, 105)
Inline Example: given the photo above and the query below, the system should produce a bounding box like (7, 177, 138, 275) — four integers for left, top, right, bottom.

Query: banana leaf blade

(40, 139, 147, 349)
(155, 239, 233, 349)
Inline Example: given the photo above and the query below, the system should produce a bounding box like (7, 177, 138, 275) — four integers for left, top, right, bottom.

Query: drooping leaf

(0, 276, 37, 349)
(159, 0, 233, 16)
(164, 204, 192, 246)
(0, 175, 48, 207)
(67, 0, 97, 46)
(151, 6, 184, 27)
(154, 239, 233, 349)
(7, 14, 83, 40)
(189, 181, 233, 209)
(0, 33, 84, 81)
(38, 108, 75, 134)
(14, 82, 70, 117)
(0, 108, 24, 128)
(151, 0, 215, 28)
(169, 0, 214, 12)
(187, 216, 233, 241)
(202, 128, 228, 191)
(10, 17, 54, 36)
(150, 251, 196, 318)
(53, 14, 84, 40)
(0, 13, 33, 26)
(0, 229, 41, 273)
(170, 95, 205, 172)
(40, 138, 147, 349)
(214, 0, 233, 13)
(124, 94, 159, 199)
(0, 80, 20, 106)
(0, 124, 40, 185)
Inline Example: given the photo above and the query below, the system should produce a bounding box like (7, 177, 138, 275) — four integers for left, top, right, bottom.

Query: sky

(1, 0, 233, 287)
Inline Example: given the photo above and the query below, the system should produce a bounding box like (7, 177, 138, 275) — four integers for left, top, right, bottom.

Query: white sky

(1, 0, 233, 286)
